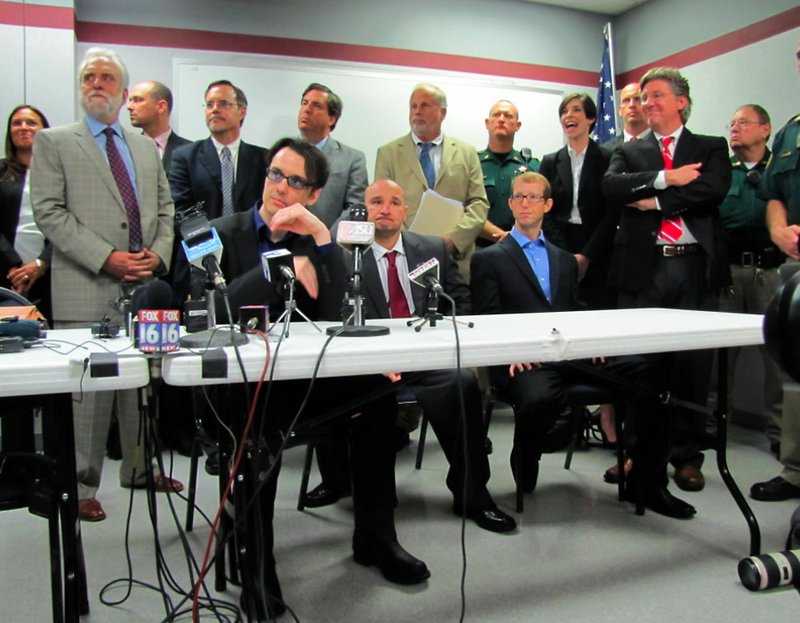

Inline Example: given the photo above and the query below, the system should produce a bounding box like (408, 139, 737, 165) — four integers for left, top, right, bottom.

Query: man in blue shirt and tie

(471, 172, 694, 519)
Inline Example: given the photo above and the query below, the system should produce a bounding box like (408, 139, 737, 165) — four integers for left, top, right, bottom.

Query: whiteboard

(174, 55, 569, 178)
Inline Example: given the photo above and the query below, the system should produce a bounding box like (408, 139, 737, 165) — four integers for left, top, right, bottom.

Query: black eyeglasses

(266, 167, 311, 190)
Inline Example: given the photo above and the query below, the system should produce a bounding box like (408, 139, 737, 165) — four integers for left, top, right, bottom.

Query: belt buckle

(741, 252, 755, 268)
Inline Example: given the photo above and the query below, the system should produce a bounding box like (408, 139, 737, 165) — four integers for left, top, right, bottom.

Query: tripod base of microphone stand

(179, 328, 249, 348)
(326, 323, 390, 337)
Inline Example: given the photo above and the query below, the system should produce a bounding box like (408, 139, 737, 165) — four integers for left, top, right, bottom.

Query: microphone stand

(407, 284, 474, 332)
(270, 272, 321, 339)
(327, 243, 389, 337)
(179, 275, 248, 349)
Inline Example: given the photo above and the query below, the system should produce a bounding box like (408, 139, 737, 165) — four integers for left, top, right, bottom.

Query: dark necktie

(385, 251, 411, 318)
(657, 136, 684, 243)
(103, 127, 142, 251)
(418, 142, 436, 189)
(220, 146, 234, 217)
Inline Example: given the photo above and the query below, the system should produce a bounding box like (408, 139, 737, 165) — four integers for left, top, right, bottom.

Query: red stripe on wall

(74, 21, 599, 87)
(618, 6, 800, 85)
(0, 1, 74, 29)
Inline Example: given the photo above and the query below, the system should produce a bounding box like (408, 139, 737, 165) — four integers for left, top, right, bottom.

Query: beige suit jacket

(31, 119, 174, 322)
(374, 133, 488, 259)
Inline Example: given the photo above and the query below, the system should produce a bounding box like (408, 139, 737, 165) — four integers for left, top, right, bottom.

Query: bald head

(366, 179, 408, 246)
(618, 82, 647, 136)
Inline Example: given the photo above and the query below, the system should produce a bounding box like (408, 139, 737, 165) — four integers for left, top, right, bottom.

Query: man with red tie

(602, 67, 731, 495)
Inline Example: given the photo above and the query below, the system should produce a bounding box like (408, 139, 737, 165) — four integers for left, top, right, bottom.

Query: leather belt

(731, 250, 783, 269)
(658, 243, 701, 257)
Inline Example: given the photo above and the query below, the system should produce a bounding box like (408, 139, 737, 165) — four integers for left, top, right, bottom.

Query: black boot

(352, 507, 430, 585)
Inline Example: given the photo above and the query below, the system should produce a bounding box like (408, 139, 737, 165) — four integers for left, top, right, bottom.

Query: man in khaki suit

(31, 47, 179, 522)
(374, 83, 488, 272)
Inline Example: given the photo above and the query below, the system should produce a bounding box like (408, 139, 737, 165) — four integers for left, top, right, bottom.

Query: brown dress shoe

(603, 458, 633, 484)
(78, 498, 107, 522)
(674, 465, 705, 491)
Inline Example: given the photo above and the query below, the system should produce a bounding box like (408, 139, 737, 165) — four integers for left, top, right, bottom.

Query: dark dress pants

(316, 369, 494, 510)
(618, 252, 717, 470)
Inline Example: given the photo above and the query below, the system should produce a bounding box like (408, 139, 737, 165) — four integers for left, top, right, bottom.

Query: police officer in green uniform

(718, 104, 783, 454)
(477, 99, 539, 248)
(753, 44, 800, 503)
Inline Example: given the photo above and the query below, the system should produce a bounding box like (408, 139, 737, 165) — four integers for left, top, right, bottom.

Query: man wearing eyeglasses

(717, 106, 784, 460)
(602, 67, 731, 495)
(168, 80, 268, 221)
(203, 138, 430, 619)
(471, 172, 692, 518)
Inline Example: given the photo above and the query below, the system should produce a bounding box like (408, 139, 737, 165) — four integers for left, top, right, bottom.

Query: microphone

(260, 248, 295, 285)
(335, 202, 375, 253)
(326, 202, 388, 337)
(408, 258, 443, 294)
(178, 204, 227, 292)
(131, 280, 180, 356)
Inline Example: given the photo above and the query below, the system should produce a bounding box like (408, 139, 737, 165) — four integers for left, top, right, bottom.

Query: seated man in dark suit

(205, 139, 429, 618)
(471, 171, 695, 519)
(304, 179, 516, 533)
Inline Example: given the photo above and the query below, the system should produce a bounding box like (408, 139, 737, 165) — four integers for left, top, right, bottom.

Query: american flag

(593, 25, 617, 144)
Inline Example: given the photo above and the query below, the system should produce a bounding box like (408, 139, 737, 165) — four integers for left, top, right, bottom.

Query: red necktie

(657, 136, 684, 243)
(385, 251, 411, 318)
(103, 127, 143, 251)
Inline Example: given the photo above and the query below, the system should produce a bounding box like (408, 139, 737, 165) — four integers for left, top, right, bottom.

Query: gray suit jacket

(31, 119, 175, 322)
(310, 138, 368, 228)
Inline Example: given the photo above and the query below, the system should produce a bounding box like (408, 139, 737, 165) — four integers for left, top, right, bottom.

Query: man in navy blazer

(602, 67, 731, 493)
(305, 179, 516, 533)
(168, 80, 268, 220)
(471, 171, 694, 519)
(297, 82, 368, 227)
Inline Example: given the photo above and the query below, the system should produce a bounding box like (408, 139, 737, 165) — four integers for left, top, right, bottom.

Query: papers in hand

(409, 189, 463, 236)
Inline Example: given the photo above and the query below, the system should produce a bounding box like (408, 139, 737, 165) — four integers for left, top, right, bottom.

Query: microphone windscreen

(131, 280, 175, 315)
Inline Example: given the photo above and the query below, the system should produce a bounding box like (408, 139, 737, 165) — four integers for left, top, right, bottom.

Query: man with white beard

(31, 47, 179, 522)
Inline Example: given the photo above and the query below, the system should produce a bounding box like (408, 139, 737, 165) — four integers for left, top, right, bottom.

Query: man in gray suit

(31, 48, 181, 522)
(297, 82, 368, 227)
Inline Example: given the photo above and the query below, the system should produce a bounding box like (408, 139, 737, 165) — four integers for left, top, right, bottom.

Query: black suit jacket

(539, 140, 615, 261)
(357, 230, 470, 319)
(0, 162, 52, 317)
(161, 131, 191, 176)
(206, 209, 345, 323)
(471, 233, 578, 389)
(602, 129, 732, 292)
(168, 137, 268, 219)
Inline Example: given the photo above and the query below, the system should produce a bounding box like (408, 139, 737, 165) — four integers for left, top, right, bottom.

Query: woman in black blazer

(0, 104, 50, 453)
(0, 104, 52, 321)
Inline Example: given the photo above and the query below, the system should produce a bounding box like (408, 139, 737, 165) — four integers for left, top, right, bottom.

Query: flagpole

(605, 22, 618, 116)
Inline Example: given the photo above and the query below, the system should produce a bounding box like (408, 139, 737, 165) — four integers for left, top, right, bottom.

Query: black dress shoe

(510, 448, 539, 494)
(303, 483, 352, 508)
(627, 487, 696, 519)
(750, 476, 800, 502)
(353, 535, 430, 585)
(456, 505, 516, 533)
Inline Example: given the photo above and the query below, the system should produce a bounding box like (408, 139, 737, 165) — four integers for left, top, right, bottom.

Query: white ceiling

(520, 0, 650, 16)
